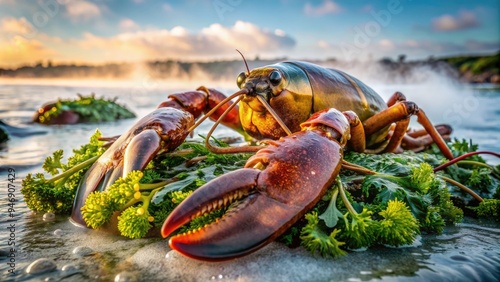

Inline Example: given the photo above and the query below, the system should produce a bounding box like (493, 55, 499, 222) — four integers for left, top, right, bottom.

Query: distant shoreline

(1, 52, 498, 84)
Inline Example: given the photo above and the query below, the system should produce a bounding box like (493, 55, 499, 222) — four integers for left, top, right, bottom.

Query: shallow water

(0, 80, 499, 281)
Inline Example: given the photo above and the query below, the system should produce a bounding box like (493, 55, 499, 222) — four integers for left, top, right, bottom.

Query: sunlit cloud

(99, 20, 295, 60)
(0, 1, 496, 67)
(304, 0, 343, 16)
(317, 40, 330, 49)
(0, 20, 296, 67)
(431, 11, 479, 31)
(119, 18, 140, 32)
(0, 36, 55, 66)
(378, 39, 395, 51)
(1, 17, 35, 35)
(64, 0, 101, 21)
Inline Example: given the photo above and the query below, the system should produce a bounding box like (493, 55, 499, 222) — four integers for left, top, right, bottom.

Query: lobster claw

(162, 108, 348, 261)
(71, 108, 194, 226)
(162, 168, 308, 260)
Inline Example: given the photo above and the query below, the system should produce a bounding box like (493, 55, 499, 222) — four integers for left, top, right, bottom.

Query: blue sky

(0, 0, 498, 67)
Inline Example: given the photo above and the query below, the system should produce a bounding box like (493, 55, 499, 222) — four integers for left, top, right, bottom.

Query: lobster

(71, 60, 457, 260)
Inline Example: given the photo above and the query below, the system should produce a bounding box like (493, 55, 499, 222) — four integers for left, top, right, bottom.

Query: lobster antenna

(236, 49, 250, 75)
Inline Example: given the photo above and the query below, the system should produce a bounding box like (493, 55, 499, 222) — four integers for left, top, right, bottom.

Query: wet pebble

(61, 263, 82, 278)
(61, 263, 80, 273)
(114, 271, 136, 282)
(26, 258, 57, 275)
(53, 229, 63, 236)
(43, 212, 55, 221)
(72, 246, 94, 257)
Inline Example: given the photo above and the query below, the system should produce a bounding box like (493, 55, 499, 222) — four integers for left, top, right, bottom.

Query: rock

(43, 212, 55, 221)
(61, 263, 80, 272)
(26, 258, 57, 275)
(72, 246, 94, 257)
(61, 263, 82, 278)
(114, 271, 137, 282)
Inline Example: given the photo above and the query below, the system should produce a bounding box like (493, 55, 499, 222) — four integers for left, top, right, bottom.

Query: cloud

(65, 21, 295, 63)
(0, 20, 289, 67)
(325, 37, 499, 61)
(431, 11, 479, 31)
(0, 36, 55, 66)
(304, 0, 343, 16)
(378, 39, 395, 51)
(366, 39, 498, 59)
(317, 40, 330, 49)
(119, 18, 140, 31)
(64, 0, 101, 21)
(162, 3, 173, 12)
(463, 39, 500, 51)
(379, 39, 500, 58)
(1, 17, 35, 36)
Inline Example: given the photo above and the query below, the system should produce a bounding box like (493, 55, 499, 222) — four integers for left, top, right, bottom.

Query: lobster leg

(384, 118, 410, 153)
(406, 124, 453, 138)
(363, 99, 454, 159)
(402, 124, 453, 152)
(386, 91, 407, 107)
(382, 92, 454, 154)
(343, 111, 366, 152)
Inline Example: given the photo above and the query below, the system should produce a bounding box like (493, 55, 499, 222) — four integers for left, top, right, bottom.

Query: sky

(0, 0, 499, 68)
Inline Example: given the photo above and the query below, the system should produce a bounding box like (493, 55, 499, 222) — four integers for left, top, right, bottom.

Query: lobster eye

(269, 70, 282, 86)
(236, 72, 247, 89)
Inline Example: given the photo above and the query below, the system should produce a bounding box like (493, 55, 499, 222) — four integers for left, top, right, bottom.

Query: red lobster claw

(162, 108, 349, 261)
(71, 107, 194, 226)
